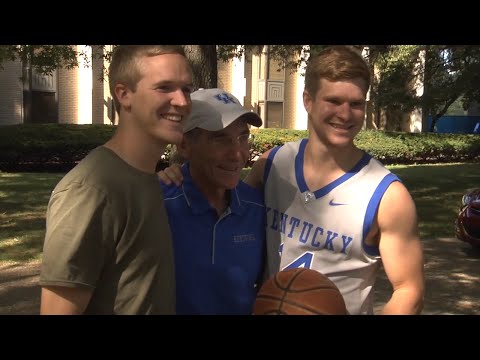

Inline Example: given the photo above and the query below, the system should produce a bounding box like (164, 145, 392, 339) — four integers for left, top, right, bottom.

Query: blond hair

(304, 46, 371, 97)
(108, 45, 187, 113)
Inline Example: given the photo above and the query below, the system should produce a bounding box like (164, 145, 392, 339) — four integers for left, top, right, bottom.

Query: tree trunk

(429, 114, 440, 132)
(22, 47, 34, 124)
(421, 46, 432, 132)
(429, 96, 458, 132)
(182, 45, 217, 89)
(385, 107, 403, 131)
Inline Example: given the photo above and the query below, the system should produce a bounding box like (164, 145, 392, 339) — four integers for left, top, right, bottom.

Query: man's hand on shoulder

(158, 164, 183, 186)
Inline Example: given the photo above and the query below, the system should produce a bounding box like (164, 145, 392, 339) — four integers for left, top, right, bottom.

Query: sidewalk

(374, 237, 480, 315)
(1, 236, 480, 315)
(0, 262, 40, 315)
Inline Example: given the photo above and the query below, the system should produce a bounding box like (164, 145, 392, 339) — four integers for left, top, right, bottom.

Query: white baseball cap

(183, 88, 262, 133)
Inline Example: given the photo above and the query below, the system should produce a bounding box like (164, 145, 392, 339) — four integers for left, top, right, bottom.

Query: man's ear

(303, 90, 313, 113)
(115, 83, 132, 111)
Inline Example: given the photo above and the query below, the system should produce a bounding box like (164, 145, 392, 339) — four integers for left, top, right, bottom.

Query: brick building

(0, 45, 307, 129)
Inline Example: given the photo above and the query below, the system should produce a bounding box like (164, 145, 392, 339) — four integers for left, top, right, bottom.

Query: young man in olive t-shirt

(39, 45, 194, 314)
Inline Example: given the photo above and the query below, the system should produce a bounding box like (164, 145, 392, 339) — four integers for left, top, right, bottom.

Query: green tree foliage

(0, 45, 92, 75)
(372, 45, 422, 113)
(423, 45, 480, 131)
(367, 45, 480, 132)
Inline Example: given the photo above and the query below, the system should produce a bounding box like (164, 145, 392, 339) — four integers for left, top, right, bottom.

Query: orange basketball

(253, 268, 348, 315)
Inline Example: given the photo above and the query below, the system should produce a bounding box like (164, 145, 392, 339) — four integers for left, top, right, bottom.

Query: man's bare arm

(244, 149, 272, 190)
(40, 286, 93, 315)
(377, 182, 425, 315)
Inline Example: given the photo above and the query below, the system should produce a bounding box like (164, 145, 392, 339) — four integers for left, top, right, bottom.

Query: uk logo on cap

(214, 93, 237, 104)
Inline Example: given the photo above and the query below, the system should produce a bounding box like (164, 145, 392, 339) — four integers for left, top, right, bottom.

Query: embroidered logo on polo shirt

(233, 234, 256, 243)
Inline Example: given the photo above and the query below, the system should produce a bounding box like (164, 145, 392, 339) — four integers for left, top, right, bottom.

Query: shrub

(1, 124, 479, 172)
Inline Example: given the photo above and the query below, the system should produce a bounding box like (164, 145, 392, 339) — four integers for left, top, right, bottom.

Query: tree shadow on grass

(0, 216, 45, 263)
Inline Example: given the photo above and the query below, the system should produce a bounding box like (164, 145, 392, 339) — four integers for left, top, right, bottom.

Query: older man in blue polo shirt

(160, 88, 265, 315)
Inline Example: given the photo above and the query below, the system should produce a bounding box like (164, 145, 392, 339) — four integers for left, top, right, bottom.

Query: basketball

(253, 268, 348, 315)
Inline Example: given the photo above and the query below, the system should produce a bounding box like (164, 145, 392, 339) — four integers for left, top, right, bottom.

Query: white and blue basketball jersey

(263, 139, 399, 315)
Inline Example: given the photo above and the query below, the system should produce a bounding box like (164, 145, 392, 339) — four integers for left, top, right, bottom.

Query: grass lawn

(388, 162, 480, 239)
(1, 162, 479, 264)
(0, 173, 63, 264)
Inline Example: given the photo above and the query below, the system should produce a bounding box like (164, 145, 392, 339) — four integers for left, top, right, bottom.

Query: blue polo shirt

(161, 163, 266, 315)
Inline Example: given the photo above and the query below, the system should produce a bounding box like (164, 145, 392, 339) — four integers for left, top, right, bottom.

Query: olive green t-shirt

(40, 146, 175, 314)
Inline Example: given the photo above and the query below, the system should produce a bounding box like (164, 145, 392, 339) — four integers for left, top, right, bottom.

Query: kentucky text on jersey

(266, 207, 353, 254)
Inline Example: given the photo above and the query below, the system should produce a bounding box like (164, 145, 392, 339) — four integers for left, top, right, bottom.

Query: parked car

(455, 188, 480, 247)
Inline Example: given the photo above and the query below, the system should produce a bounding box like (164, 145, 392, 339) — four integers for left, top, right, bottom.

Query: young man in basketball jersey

(245, 46, 425, 315)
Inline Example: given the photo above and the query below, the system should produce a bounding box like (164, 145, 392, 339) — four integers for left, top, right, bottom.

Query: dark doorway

(31, 91, 57, 123)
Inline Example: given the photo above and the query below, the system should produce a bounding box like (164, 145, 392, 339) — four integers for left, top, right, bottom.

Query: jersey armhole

(263, 146, 282, 185)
